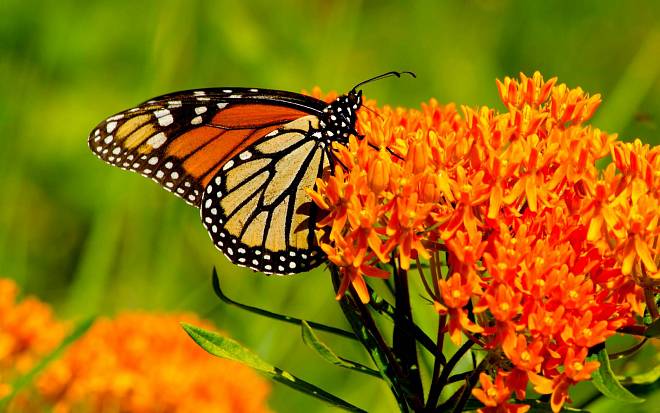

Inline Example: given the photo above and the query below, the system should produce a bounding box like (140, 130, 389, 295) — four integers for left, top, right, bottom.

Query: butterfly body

(89, 86, 363, 274)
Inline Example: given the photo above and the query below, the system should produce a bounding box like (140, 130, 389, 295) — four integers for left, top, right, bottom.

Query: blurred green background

(1, 0, 659, 411)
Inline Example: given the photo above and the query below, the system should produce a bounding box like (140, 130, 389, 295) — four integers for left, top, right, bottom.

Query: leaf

(617, 364, 660, 385)
(182, 323, 366, 413)
(0, 317, 95, 407)
(644, 317, 660, 338)
(211, 268, 356, 340)
(301, 321, 380, 378)
(590, 347, 645, 403)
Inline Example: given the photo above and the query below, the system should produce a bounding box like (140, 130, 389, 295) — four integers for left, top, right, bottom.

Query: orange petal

(635, 236, 658, 272)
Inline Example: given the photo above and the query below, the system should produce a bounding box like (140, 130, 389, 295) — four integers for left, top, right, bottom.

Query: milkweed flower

(0, 278, 66, 406)
(0, 278, 272, 413)
(309, 72, 659, 412)
(38, 312, 273, 413)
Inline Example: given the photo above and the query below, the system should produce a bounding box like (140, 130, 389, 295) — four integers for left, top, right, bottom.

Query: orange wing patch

(166, 126, 223, 158)
(212, 104, 310, 127)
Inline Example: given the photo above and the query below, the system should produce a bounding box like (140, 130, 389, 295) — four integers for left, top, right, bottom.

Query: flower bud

(368, 156, 389, 194)
(419, 173, 442, 203)
(408, 137, 427, 174)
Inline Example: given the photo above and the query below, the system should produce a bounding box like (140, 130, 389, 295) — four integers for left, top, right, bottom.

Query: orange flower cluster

(0, 278, 272, 413)
(39, 312, 272, 413)
(0, 278, 66, 401)
(308, 73, 659, 412)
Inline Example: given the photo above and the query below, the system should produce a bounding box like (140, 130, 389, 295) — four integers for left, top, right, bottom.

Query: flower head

(38, 312, 273, 413)
(310, 72, 658, 411)
(0, 278, 272, 413)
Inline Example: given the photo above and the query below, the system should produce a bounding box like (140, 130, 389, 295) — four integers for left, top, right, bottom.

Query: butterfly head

(320, 90, 362, 143)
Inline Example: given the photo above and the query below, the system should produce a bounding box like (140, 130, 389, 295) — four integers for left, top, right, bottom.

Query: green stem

(367, 285, 445, 361)
(331, 266, 421, 412)
(449, 355, 488, 413)
(426, 337, 477, 409)
(425, 314, 446, 410)
(393, 264, 424, 400)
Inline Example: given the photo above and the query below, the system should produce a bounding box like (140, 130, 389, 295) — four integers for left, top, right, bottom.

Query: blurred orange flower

(0, 278, 272, 413)
(38, 312, 273, 413)
(0, 277, 66, 404)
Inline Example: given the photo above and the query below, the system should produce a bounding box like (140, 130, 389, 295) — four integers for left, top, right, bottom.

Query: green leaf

(211, 268, 356, 340)
(617, 364, 660, 385)
(301, 321, 380, 378)
(182, 323, 366, 413)
(0, 317, 95, 407)
(644, 317, 660, 338)
(590, 347, 645, 403)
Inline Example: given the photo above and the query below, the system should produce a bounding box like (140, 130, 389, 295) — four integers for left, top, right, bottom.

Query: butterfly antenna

(351, 71, 416, 92)
(361, 104, 383, 120)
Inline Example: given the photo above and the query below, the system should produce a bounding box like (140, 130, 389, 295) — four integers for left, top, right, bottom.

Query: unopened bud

(368, 157, 389, 194)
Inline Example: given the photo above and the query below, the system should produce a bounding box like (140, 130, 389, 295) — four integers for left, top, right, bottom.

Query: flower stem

(393, 264, 423, 399)
(425, 337, 477, 410)
(331, 265, 424, 411)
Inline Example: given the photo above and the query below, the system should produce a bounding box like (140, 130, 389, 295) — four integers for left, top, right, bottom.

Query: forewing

(88, 88, 325, 206)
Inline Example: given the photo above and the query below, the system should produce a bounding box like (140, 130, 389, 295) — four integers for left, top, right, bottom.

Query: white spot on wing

(223, 160, 234, 170)
(106, 122, 117, 133)
(195, 106, 207, 114)
(146, 132, 167, 149)
(154, 109, 170, 118)
(158, 114, 174, 126)
(191, 116, 203, 125)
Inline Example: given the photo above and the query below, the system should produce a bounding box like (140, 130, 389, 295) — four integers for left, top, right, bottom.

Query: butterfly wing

(88, 88, 326, 206)
(200, 115, 331, 274)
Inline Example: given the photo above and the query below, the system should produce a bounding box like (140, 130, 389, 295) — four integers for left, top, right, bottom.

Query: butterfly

(88, 71, 414, 275)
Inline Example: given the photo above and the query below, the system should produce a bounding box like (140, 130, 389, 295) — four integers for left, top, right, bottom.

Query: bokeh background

(1, 0, 659, 411)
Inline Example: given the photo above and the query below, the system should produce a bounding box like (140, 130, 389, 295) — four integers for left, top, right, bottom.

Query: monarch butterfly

(88, 71, 414, 275)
